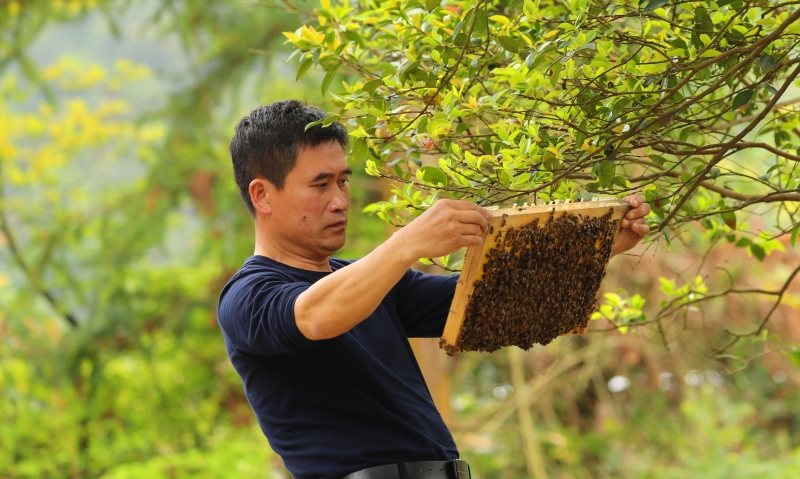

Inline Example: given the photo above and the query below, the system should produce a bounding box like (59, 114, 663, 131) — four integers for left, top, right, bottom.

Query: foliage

(0, 1, 317, 476)
(445, 335, 800, 478)
(0, 54, 238, 477)
(0, 1, 393, 475)
(283, 0, 800, 353)
(2, 2, 799, 478)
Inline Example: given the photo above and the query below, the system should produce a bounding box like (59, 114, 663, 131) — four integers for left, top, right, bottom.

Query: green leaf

(452, 21, 464, 41)
(351, 138, 369, 162)
(790, 348, 800, 366)
(598, 160, 614, 188)
(362, 79, 383, 92)
(731, 89, 753, 111)
(791, 224, 800, 248)
(643, 0, 669, 13)
(575, 120, 586, 149)
(759, 54, 776, 74)
(523, 0, 538, 18)
(417, 116, 428, 134)
(321, 62, 342, 96)
(296, 57, 314, 81)
(400, 60, 422, 83)
(321, 114, 341, 127)
(721, 211, 736, 230)
(365, 159, 380, 177)
(474, 9, 488, 35)
(759, 83, 778, 96)
(750, 243, 765, 261)
(498, 36, 519, 53)
(699, 49, 723, 58)
(305, 118, 325, 131)
(525, 52, 536, 70)
(343, 30, 366, 48)
(426, 0, 439, 11)
(416, 166, 448, 186)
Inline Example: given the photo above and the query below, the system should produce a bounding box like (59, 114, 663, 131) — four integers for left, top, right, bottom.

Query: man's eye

(313, 183, 326, 189)
(339, 179, 349, 185)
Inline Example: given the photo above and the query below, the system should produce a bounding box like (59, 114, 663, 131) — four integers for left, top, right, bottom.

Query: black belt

(339, 460, 471, 479)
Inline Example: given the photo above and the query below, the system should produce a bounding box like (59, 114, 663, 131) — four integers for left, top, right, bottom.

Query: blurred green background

(1, 1, 799, 478)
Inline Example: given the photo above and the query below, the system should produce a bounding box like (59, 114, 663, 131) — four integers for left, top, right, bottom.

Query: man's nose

(329, 188, 349, 212)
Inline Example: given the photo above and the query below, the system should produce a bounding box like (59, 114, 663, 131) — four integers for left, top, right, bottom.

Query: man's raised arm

(294, 200, 492, 341)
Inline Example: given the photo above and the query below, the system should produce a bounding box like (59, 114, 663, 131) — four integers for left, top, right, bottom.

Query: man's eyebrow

(310, 168, 352, 183)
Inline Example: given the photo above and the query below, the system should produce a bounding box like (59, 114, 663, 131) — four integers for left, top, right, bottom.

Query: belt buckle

(451, 459, 471, 479)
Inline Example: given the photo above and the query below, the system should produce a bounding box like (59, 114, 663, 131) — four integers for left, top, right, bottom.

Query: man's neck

(254, 230, 332, 273)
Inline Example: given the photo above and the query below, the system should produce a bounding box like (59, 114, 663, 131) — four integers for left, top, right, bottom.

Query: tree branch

(0, 158, 79, 329)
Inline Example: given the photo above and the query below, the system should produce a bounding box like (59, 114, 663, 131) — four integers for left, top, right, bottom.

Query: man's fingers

(447, 199, 494, 220)
(454, 209, 490, 232)
(624, 218, 649, 238)
(624, 194, 642, 208)
(460, 234, 484, 248)
(457, 223, 485, 237)
(621, 216, 648, 229)
(632, 221, 650, 238)
(626, 203, 651, 219)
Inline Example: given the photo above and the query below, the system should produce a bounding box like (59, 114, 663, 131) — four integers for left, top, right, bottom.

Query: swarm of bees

(440, 208, 620, 354)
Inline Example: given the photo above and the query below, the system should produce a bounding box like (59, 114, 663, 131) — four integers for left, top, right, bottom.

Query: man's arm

(294, 200, 492, 341)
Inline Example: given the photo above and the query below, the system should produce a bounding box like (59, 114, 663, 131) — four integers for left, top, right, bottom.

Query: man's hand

(392, 199, 493, 262)
(611, 194, 651, 257)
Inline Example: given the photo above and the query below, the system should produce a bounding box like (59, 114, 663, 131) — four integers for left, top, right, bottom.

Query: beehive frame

(440, 198, 631, 354)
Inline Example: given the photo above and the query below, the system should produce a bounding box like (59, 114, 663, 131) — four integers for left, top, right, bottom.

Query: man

(217, 100, 651, 479)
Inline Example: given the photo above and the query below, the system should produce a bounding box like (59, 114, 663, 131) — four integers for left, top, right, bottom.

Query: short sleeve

(217, 273, 316, 356)
(393, 270, 459, 338)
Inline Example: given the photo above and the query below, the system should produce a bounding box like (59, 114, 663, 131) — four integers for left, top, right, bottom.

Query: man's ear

(249, 178, 274, 216)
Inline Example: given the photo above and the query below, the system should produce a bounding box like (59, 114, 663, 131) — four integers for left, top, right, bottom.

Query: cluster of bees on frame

(443, 208, 619, 354)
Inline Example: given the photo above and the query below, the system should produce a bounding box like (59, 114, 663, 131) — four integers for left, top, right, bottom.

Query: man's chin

(319, 234, 347, 255)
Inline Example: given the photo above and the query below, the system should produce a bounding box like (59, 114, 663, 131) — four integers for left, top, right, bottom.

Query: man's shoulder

(224, 256, 295, 288)
(220, 256, 354, 299)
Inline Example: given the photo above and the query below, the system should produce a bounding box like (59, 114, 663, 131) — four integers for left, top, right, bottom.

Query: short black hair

(229, 100, 349, 217)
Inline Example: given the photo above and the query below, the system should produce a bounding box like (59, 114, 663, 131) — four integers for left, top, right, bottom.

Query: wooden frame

(440, 198, 631, 353)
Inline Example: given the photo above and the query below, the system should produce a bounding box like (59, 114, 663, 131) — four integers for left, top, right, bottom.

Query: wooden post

(410, 337, 453, 426)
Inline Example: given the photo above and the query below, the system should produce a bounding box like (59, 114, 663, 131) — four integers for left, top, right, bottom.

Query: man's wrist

(380, 230, 420, 268)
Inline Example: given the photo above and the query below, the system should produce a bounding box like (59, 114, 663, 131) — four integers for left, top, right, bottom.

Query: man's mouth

(327, 220, 347, 229)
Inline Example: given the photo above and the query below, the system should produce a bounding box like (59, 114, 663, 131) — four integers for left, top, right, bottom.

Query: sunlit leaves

(591, 292, 646, 334)
(283, 0, 800, 259)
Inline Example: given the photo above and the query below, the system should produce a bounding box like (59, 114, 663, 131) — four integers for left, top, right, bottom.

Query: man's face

(266, 140, 351, 259)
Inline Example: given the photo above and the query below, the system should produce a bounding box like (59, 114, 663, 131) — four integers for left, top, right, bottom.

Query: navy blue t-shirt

(217, 255, 459, 479)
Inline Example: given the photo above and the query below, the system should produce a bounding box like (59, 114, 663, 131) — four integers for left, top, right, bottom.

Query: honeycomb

(440, 209, 619, 354)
